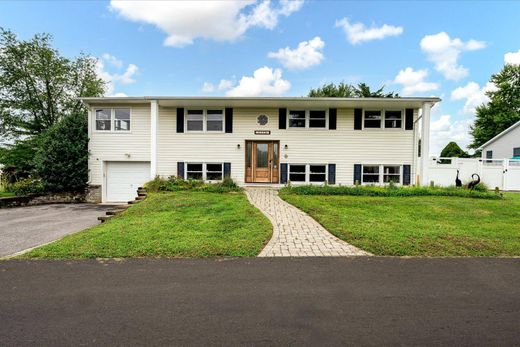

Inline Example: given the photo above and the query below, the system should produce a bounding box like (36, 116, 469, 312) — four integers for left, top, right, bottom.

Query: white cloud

(420, 32, 486, 81)
(111, 92, 128, 97)
(268, 36, 324, 70)
(504, 49, 520, 65)
(393, 67, 439, 95)
(430, 114, 473, 155)
(335, 18, 403, 45)
(110, 0, 304, 47)
(201, 82, 215, 93)
(451, 81, 497, 115)
(96, 54, 138, 96)
(225, 66, 291, 96)
(101, 53, 123, 68)
(218, 79, 234, 90)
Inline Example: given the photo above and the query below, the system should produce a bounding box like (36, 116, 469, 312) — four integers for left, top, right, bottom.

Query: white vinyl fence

(428, 158, 520, 191)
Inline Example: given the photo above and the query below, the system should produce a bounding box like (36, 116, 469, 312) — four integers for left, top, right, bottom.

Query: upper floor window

(363, 110, 403, 129)
(486, 150, 493, 159)
(513, 147, 520, 157)
(364, 110, 381, 128)
(288, 110, 327, 129)
(186, 109, 224, 132)
(95, 108, 131, 132)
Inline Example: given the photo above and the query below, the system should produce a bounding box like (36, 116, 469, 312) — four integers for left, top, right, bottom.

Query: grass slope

(23, 191, 272, 258)
(280, 192, 520, 257)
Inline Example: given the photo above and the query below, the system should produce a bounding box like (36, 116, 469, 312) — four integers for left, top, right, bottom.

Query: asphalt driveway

(1, 257, 519, 346)
(0, 204, 116, 257)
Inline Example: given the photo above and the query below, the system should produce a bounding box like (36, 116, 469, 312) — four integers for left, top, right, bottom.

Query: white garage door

(105, 161, 150, 202)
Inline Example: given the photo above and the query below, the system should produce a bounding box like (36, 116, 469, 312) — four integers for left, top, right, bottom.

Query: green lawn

(23, 191, 272, 258)
(279, 192, 520, 257)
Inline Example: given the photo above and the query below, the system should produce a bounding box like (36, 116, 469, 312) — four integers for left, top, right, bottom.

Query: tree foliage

(33, 113, 88, 192)
(470, 64, 520, 149)
(0, 28, 105, 139)
(308, 82, 398, 98)
(440, 141, 469, 158)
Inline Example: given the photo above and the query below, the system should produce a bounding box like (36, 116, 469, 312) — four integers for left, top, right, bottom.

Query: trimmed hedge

(280, 184, 501, 200)
(145, 176, 241, 193)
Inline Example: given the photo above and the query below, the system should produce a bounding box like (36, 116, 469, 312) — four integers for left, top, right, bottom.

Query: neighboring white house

(479, 120, 520, 160)
(80, 96, 439, 203)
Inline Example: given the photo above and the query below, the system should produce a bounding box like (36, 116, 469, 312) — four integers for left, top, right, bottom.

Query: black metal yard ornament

(467, 174, 481, 190)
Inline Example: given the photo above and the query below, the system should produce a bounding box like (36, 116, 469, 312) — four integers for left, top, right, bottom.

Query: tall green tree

(470, 64, 520, 149)
(308, 82, 398, 98)
(33, 112, 88, 192)
(440, 141, 469, 158)
(0, 28, 105, 139)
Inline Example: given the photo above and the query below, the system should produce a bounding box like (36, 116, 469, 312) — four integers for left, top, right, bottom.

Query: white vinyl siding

(156, 107, 417, 185)
(481, 124, 520, 160)
(88, 104, 151, 186)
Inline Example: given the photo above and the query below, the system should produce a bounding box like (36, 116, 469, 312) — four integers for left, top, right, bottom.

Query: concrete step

(135, 196, 146, 201)
(127, 200, 140, 205)
(106, 210, 125, 216)
(98, 216, 112, 223)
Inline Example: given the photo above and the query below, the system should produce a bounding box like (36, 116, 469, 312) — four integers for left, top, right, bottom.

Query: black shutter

(223, 163, 231, 179)
(280, 163, 288, 184)
(329, 108, 337, 130)
(354, 108, 362, 130)
(279, 108, 287, 129)
(177, 162, 185, 179)
(328, 164, 336, 184)
(354, 164, 362, 185)
(405, 108, 414, 130)
(225, 108, 233, 133)
(403, 165, 411, 185)
(176, 108, 184, 133)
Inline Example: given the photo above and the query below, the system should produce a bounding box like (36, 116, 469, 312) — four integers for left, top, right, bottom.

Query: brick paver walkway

(245, 188, 371, 257)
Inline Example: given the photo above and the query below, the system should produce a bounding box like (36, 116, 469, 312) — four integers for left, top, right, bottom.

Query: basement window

(186, 163, 203, 180)
(206, 163, 223, 181)
(362, 165, 380, 183)
(383, 166, 401, 183)
(309, 165, 327, 182)
(289, 164, 306, 182)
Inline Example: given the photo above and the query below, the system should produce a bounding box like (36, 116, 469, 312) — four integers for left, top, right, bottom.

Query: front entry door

(246, 141, 279, 183)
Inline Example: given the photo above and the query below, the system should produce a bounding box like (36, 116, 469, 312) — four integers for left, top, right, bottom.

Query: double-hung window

(186, 163, 223, 181)
(186, 110, 204, 131)
(384, 110, 402, 129)
(364, 110, 382, 128)
(288, 110, 327, 129)
(362, 165, 380, 183)
(95, 108, 131, 132)
(309, 111, 326, 128)
(289, 164, 306, 182)
(513, 147, 520, 157)
(186, 109, 224, 132)
(288, 110, 306, 128)
(383, 166, 400, 183)
(309, 165, 327, 182)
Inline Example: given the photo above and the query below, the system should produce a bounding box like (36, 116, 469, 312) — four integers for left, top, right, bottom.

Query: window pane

(206, 163, 222, 172)
(385, 110, 402, 128)
(187, 110, 203, 115)
(114, 109, 131, 131)
(363, 166, 379, 174)
(187, 163, 203, 172)
(256, 144, 268, 168)
(309, 110, 326, 119)
(95, 109, 111, 131)
(383, 166, 400, 175)
(310, 165, 326, 173)
(309, 119, 326, 128)
(206, 172, 222, 180)
(246, 143, 252, 168)
(289, 110, 306, 128)
(364, 110, 381, 128)
(290, 165, 306, 173)
(514, 148, 520, 157)
(187, 172, 203, 180)
(363, 174, 379, 183)
(486, 151, 493, 159)
(309, 174, 326, 182)
(289, 173, 306, 182)
(207, 110, 223, 115)
(273, 143, 278, 169)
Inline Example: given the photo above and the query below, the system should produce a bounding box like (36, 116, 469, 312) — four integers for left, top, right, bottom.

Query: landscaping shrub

(33, 113, 88, 192)
(6, 178, 45, 196)
(145, 176, 241, 193)
(280, 184, 501, 199)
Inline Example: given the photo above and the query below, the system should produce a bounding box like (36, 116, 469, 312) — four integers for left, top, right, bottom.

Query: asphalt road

(1, 257, 519, 346)
(0, 204, 117, 257)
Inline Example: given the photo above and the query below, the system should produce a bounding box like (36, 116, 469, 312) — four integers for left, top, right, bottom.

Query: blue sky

(1, 0, 519, 154)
